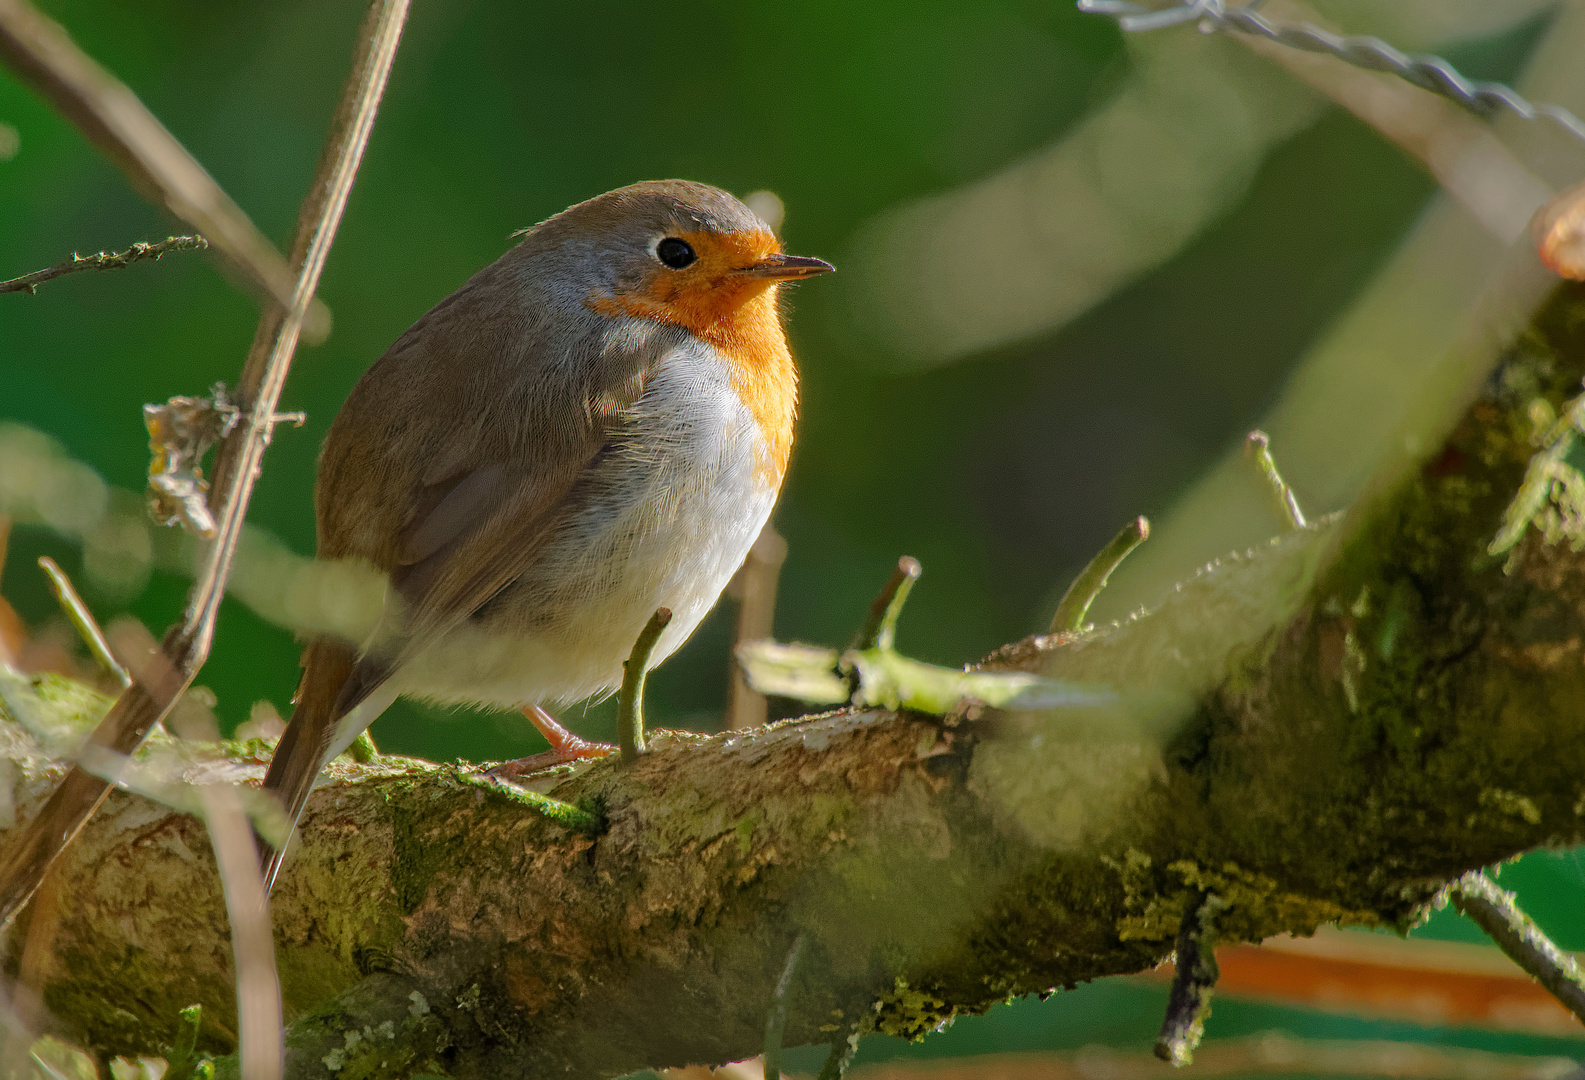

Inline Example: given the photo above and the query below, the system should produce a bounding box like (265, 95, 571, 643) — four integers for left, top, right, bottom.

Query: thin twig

(186, 0, 405, 658)
(618, 608, 673, 765)
(165, 1005, 205, 1079)
(1450, 870, 1585, 1026)
(816, 1030, 860, 1080)
(1225, 1, 1552, 247)
(107, 618, 283, 1080)
(1245, 431, 1307, 530)
(851, 557, 922, 653)
(0, 235, 208, 295)
(200, 783, 282, 1080)
(1076, 0, 1585, 144)
(0, 0, 410, 930)
(763, 933, 806, 1080)
(36, 558, 129, 688)
(1157, 924, 1585, 1036)
(1156, 891, 1223, 1065)
(0, 1, 323, 333)
(727, 524, 789, 729)
(348, 729, 378, 763)
(1049, 517, 1149, 634)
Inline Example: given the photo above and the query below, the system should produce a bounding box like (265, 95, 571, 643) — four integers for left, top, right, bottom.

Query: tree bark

(8, 284, 1585, 1078)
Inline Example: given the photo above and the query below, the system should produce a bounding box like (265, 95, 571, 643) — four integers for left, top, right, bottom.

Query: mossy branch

(10, 288, 1585, 1077)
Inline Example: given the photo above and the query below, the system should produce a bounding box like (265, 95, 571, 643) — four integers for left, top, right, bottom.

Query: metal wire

(1077, 0, 1585, 145)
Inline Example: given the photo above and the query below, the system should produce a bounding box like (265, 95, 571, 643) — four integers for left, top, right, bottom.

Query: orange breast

(699, 290, 797, 487)
(587, 228, 799, 488)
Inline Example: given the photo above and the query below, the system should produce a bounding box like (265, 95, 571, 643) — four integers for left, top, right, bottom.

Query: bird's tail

(258, 638, 359, 894)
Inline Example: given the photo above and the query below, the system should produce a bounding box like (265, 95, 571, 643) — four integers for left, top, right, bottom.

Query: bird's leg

(490, 705, 614, 782)
(520, 703, 615, 763)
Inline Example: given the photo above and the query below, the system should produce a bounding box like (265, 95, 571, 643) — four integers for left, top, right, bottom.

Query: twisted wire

(1077, 0, 1585, 145)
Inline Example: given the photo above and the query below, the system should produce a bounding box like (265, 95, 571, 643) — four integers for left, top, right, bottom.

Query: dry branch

(8, 283, 1585, 1077)
(727, 526, 789, 730)
(0, 2, 315, 326)
(0, 0, 409, 930)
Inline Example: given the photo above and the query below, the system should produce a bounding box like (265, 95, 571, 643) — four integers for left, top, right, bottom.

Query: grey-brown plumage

(258, 181, 832, 891)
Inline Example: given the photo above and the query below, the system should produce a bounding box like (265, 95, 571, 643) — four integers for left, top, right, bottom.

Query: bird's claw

(509, 704, 617, 774)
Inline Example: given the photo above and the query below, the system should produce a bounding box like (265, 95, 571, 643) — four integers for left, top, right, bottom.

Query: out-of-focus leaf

(738, 639, 1115, 715)
(77, 745, 292, 849)
(29, 1036, 98, 1080)
(108, 1058, 167, 1080)
(846, 647, 1114, 713)
(735, 642, 848, 705)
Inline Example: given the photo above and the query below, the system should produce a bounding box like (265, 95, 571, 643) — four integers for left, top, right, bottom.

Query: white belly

(390, 345, 780, 709)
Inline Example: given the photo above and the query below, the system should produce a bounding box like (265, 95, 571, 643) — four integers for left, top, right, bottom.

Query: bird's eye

(656, 237, 697, 269)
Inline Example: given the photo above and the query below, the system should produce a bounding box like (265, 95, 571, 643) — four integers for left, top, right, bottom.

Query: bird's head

(527, 180, 833, 339)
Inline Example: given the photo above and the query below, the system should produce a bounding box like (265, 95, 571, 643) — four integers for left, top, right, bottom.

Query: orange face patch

(590, 228, 781, 332)
(588, 229, 799, 487)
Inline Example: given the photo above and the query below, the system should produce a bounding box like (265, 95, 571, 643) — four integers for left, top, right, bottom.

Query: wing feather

(311, 248, 675, 700)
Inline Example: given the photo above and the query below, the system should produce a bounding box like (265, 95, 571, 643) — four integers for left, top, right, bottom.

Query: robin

(259, 180, 832, 888)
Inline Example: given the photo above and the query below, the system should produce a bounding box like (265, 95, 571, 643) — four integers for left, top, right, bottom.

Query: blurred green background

(3, 0, 1583, 1071)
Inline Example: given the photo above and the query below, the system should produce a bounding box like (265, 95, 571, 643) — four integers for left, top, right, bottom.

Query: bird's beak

(736, 253, 835, 280)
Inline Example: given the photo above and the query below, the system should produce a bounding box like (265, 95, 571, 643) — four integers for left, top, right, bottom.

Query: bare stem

(727, 524, 789, 730)
(815, 1032, 858, 1080)
(200, 783, 283, 1080)
(1049, 517, 1149, 634)
(1245, 431, 1307, 531)
(851, 557, 921, 653)
(0, 235, 208, 295)
(0, 1, 318, 329)
(763, 933, 805, 1080)
(110, 618, 282, 1080)
(0, 0, 410, 930)
(619, 608, 673, 765)
(36, 557, 129, 688)
(1155, 892, 1222, 1066)
(348, 730, 379, 764)
(1450, 870, 1585, 1025)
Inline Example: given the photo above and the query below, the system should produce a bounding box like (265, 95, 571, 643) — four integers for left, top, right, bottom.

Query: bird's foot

(495, 704, 614, 777)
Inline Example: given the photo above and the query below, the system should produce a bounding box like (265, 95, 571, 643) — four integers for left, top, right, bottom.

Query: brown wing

(313, 253, 666, 707)
(260, 250, 666, 888)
